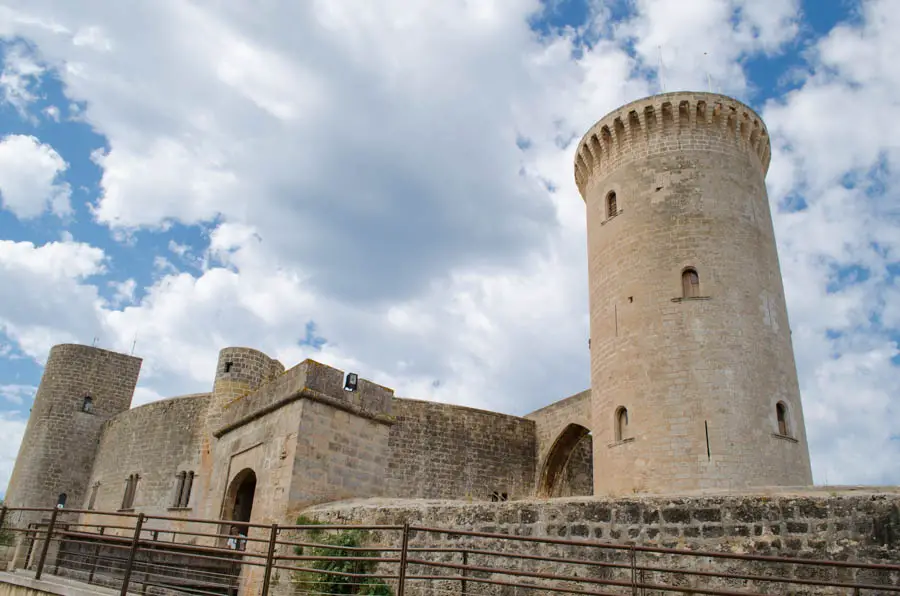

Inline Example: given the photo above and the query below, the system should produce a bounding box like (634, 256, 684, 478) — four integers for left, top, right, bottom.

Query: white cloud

(0, 42, 43, 118)
(0, 0, 895, 499)
(0, 134, 72, 218)
(762, 0, 900, 484)
(0, 384, 33, 406)
(0, 412, 26, 499)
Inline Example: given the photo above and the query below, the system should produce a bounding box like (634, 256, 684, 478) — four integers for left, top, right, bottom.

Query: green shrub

(292, 515, 392, 595)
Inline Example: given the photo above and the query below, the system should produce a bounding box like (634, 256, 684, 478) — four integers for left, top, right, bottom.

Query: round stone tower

(5, 344, 142, 524)
(574, 91, 813, 495)
(204, 347, 284, 435)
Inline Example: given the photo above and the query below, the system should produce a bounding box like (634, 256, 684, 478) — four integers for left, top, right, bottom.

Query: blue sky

(0, 0, 898, 497)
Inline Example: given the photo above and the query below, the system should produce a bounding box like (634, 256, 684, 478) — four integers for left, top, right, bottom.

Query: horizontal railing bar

(405, 573, 623, 596)
(276, 553, 402, 564)
(406, 557, 778, 596)
(410, 524, 900, 572)
(269, 561, 400, 580)
(275, 536, 401, 552)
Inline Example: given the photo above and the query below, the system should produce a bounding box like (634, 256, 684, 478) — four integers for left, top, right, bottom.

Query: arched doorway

(537, 424, 593, 497)
(227, 468, 257, 523)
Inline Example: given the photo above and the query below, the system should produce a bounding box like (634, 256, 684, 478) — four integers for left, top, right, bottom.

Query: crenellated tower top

(573, 91, 771, 198)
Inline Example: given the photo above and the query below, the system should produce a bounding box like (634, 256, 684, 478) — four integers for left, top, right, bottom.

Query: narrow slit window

(682, 268, 700, 298)
(606, 191, 618, 218)
(490, 491, 508, 502)
(121, 474, 139, 510)
(87, 483, 100, 511)
(776, 402, 790, 436)
(81, 396, 94, 413)
(615, 407, 629, 441)
(56, 493, 67, 509)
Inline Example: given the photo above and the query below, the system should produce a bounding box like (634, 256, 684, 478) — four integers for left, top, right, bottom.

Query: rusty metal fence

(1, 505, 899, 596)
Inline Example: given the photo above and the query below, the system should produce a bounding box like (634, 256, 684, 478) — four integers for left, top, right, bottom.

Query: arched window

(776, 402, 790, 436)
(81, 396, 94, 413)
(606, 191, 618, 218)
(615, 406, 630, 442)
(682, 268, 700, 298)
(56, 493, 67, 509)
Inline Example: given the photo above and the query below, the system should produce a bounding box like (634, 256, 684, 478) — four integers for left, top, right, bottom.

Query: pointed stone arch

(536, 423, 593, 497)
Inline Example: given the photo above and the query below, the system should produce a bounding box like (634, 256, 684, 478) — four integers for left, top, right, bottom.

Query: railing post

(461, 549, 468, 595)
(630, 545, 637, 596)
(261, 524, 279, 596)
(119, 513, 145, 596)
(34, 507, 59, 580)
(398, 523, 411, 596)
(87, 527, 104, 584)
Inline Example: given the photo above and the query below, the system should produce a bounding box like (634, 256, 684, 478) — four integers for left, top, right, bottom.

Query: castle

(4, 91, 815, 533)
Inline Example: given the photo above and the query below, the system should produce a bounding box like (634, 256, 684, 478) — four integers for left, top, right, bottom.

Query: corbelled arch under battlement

(525, 390, 593, 498)
(574, 92, 772, 196)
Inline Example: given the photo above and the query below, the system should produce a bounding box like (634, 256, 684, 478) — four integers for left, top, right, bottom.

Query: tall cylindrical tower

(574, 92, 813, 495)
(5, 344, 142, 523)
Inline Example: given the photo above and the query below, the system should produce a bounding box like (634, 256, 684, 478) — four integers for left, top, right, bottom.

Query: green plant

(292, 515, 392, 595)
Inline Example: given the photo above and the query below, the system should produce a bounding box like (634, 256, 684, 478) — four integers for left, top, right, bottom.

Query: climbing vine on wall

(292, 515, 393, 595)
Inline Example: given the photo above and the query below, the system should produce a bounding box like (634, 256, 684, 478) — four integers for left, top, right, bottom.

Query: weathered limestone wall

(386, 399, 536, 501)
(306, 488, 900, 595)
(4, 345, 142, 529)
(85, 394, 208, 516)
(575, 92, 812, 495)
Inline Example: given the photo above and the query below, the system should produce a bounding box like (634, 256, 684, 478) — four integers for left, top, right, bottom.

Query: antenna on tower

(130, 333, 138, 356)
(658, 46, 666, 93)
(91, 336, 99, 347)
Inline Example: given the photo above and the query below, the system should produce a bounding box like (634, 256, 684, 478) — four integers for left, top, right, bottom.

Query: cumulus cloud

(0, 0, 896, 497)
(762, 0, 900, 483)
(0, 412, 26, 499)
(0, 134, 72, 218)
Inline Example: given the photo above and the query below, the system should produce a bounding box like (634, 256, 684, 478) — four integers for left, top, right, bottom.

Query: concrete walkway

(0, 570, 139, 596)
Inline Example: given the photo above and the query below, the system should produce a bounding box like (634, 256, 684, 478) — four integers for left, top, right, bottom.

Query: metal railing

(1, 505, 898, 596)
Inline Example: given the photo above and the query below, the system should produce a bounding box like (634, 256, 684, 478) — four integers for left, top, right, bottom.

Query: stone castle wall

(305, 488, 900, 595)
(84, 393, 208, 517)
(4, 345, 142, 528)
(386, 399, 536, 501)
(575, 92, 812, 495)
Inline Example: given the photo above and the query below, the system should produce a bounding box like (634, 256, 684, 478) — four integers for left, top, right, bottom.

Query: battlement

(574, 92, 771, 198)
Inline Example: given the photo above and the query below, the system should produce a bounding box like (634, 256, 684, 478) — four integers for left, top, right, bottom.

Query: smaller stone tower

(204, 347, 284, 436)
(5, 344, 142, 525)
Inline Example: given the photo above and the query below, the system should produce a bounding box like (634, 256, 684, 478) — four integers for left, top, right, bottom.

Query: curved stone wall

(206, 347, 283, 433)
(386, 398, 536, 500)
(575, 92, 812, 495)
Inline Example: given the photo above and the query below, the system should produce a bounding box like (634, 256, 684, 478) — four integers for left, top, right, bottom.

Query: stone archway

(223, 468, 257, 524)
(536, 423, 593, 498)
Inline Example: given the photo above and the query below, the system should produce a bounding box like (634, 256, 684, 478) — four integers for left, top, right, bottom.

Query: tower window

(56, 493, 67, 509)
(615, 406, 630, 442)
(224, 361, 233, 373)
(606, 191, 618, 218)
(682, 268, 700, 298)
(121, 474, 139, 510)
(81, 396, 94, 413)
(776, 402, 790, 437)
(490, 491, 508, 502)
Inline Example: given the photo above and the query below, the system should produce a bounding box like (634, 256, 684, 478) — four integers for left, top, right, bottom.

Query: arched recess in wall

(536, 423, 593, 498)
(222, 468, 257, 527)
